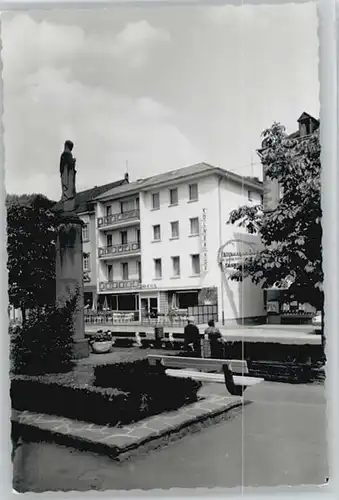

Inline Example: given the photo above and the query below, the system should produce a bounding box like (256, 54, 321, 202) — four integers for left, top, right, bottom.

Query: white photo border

(0, 0, 337, 498)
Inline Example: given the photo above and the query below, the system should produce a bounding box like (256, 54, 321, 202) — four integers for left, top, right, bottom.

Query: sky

(2, 3, 319, 201)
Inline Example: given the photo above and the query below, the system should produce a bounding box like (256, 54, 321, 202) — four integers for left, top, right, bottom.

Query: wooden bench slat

(233, 375, 264, 386)
(165, 369, 263, 387)
(148, 355, 249, 375)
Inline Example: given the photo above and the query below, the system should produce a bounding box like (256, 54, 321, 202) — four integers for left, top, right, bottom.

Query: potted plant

(89, 330, 113, 354)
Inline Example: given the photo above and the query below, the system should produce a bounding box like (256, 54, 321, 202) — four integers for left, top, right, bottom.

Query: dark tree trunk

(321, 306, 326, 359)
(20, 306, 26, 327)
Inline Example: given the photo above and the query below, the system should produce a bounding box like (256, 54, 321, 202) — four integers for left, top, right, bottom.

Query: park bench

(148, 354, 264, 396)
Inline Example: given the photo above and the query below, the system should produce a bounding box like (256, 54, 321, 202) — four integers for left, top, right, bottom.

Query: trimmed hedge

(11, 376, 128, 426)
(113, 338, 134, 348)
(94, 359, 202, 413)
(11, 361, 202, 427)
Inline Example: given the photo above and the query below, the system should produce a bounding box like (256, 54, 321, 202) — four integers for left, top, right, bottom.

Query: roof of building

(94, 162, 263, 202)
(288, 112, 319, 139)
(53, 177, 128, 213)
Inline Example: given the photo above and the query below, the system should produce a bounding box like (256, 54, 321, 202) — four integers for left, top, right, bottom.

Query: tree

(227, 122, 323, 311)
(7, 193, 59, 322)
(10, 290, 77, 375)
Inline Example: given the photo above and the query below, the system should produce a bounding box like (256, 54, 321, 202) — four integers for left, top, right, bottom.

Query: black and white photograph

(2, 2, 329, 493)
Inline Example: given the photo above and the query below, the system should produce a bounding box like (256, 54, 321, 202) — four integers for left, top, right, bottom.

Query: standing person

(184, 317, 201, 357)
(205, 319, 224, 359)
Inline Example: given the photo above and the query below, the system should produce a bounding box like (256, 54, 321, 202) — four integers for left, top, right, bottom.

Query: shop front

(96, 292, 140, 320)
(265, 285, 316, 325)
(165, 288, 218, 324)
(84, 285, 97, 310)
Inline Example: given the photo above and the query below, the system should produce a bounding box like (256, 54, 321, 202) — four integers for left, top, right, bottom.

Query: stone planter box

(90, 341, 113, 354)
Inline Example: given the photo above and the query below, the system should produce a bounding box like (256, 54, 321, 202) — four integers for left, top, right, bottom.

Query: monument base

(73, 338, 90, 359)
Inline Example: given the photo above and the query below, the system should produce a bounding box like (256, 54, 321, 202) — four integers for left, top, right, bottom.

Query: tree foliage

(10, 291, 77, 375)
(227, 122, 323, 309)
(7, 193, 60, 317)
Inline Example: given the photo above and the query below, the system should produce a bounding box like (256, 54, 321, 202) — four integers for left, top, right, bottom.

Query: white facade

(78, 211, 98, 306)
(93, 164, 265, 324)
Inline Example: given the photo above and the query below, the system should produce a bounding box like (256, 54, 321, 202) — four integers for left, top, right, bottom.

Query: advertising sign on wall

(201, 208, 208, 273)
(217, 239, 258, 273)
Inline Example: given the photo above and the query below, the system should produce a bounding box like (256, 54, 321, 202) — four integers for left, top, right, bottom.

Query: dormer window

(299, 120, 310, 137)
(298, 112, 318, 138)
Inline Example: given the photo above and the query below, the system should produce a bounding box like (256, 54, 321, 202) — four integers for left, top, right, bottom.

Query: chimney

(124, 172, 129, 183)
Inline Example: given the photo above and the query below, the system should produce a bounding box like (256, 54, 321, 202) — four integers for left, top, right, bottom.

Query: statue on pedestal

(60, 140, 77, 202)
(55, 140, 89, 358)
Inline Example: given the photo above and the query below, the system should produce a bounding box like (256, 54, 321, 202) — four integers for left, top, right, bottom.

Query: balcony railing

(98, 209, 140, 228)
(98, 241, 141, 258)
(99, 279, 141, 291)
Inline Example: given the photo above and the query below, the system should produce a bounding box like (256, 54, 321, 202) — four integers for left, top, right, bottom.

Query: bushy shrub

(10, 293, 77, 375)
(113, 338, 134, 348)
(94, 359, 202, 413)
(88, 330, 113, 343)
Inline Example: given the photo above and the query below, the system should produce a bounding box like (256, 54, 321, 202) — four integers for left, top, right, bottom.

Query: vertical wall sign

(201, 208, 208, 273)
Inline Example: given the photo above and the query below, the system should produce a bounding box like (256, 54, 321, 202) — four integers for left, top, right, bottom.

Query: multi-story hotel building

(93, 163, 265, 325)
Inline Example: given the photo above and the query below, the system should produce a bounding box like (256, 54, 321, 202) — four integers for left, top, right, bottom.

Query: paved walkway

(13, 381, 328, 492)
(12, 393, 242, 459)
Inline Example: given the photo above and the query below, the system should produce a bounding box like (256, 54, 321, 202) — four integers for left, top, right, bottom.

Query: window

(83, 253, 90, 271)
(136, 229, 141, 243)
(248, 190, 253, 202)
(260, 194, 264, 205)
(172, 256, 180, 277)
(189, 183, 198, 201)
(154, 258, 162, 278)
(191, 254, 200, 275)
(137, 261, 141, 280)
(121, 262, 129, 281)
(152, 192, 160, 210)
(153, 224, 161, 241)
(120, 199, 135, 213)
(106, 234, 112, 248)
(178, 291, 199, 309)
(120, 231, 128, 245)
(169, 188, 178, 206)
(189, 217, 199, 236)
(82, 224, 89, 241)
(171, 221, 179, 239)
(107, 264, 113, 281)
(136, 197, 140, 210)
(106, 205, 112, 216)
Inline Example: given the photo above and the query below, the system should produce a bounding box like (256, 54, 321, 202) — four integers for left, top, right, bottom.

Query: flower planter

(91, 340, 113, 354)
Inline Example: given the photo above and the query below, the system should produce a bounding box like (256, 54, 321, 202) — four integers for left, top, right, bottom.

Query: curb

(12, 396, 243, 461)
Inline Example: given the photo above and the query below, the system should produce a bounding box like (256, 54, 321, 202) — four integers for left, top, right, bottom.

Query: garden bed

(11, 360, 201, 428)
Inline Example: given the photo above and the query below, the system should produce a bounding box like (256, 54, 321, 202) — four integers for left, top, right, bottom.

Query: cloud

(205, 3, 313, 28)
(110, 20, 171, 67)
(2, 16, 171, 87)
(2, 15, 199, 200)
(2, 14, 85, 80)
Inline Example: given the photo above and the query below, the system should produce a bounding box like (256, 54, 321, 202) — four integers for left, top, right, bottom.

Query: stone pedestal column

(55, 212, 89, 359)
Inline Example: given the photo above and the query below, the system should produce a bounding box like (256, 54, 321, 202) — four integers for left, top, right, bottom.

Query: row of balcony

(99, 280, 158, 292)
(97, 209, 140, 229)
(98, 241, 141, 258)
(99, 279, 140, 291)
